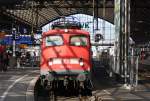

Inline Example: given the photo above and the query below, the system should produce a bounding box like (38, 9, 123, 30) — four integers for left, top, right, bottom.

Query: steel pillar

(115, 0, 131, 84)
(95, 0, 99, 30)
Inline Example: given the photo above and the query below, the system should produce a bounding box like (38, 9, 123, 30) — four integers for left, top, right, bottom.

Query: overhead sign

(3, 35, 33, 45)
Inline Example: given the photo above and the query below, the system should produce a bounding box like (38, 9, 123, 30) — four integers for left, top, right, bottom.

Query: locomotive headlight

(77, 74, 86, 82)
(48, 59, 53, 66)
(48, 61, 53, 66)
(79, 58, 84, 66)
(79, 62, 84, 66)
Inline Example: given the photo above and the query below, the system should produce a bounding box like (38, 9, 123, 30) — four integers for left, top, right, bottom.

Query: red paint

(40, 29, 91, 73)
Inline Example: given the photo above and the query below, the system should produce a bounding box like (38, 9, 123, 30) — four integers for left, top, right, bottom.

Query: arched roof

(1, 0, 150, 44)
(0, 0, 114, 28)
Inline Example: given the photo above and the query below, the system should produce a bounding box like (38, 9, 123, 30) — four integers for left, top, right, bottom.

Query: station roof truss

(131, 0, 150, 44)
(0, 0, 114, 29)
(1, 0, 150, 44)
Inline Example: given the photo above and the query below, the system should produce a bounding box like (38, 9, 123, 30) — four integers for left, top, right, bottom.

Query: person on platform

(0, 52, 3, 71)
(0, 45, 6, 72)
(2, 51, 9, 71)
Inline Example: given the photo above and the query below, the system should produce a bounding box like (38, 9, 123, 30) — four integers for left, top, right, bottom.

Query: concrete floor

(0, 68, 39, 101)
(0, 65, 150, 101)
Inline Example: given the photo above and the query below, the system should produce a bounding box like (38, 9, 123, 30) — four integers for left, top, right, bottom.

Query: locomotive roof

(43, 29, 89, 37)
(51, 16, 82, 29)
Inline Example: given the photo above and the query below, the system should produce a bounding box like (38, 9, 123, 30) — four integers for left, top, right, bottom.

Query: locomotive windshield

(45, 35, 63, 46)
(70, 35, 88, 46)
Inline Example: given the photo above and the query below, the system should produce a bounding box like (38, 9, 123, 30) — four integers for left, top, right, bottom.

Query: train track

(36, 94, 102, 101)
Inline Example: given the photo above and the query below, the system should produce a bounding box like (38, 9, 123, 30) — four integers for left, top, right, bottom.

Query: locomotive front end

(40, 17, 92, 95)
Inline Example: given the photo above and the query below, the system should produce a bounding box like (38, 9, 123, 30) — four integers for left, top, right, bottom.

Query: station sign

(3, 35, 33, 45)
(80, 22, 90, 29)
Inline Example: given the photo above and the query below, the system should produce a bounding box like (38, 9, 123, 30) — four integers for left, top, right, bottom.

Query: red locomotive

(40, 17, 92, 95)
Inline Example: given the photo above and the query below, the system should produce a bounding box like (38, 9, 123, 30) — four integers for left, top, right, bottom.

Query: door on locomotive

(40, 29, 92, 89)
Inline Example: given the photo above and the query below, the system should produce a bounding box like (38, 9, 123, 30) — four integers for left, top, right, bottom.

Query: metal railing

(108, 56, 139, 88)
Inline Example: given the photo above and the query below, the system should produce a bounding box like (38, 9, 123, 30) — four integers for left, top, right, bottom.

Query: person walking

(3, 51, 9, 71)
(0, 45, 5, 71)
(0, 53, 3, 71)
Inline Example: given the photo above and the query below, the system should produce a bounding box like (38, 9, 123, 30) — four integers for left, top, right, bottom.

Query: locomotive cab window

(70, 35, 88, 46)
(45, 35, 63, 46)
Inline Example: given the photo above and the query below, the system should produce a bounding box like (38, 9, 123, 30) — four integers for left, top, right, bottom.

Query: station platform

(0, 68, 39, 101)
(92, 61, 150, 101)
(0, 67, 150, 101)
(92, 83, 150, 101)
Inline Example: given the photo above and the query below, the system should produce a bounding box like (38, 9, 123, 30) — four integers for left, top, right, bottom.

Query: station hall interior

(0, 0, 150, 101)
